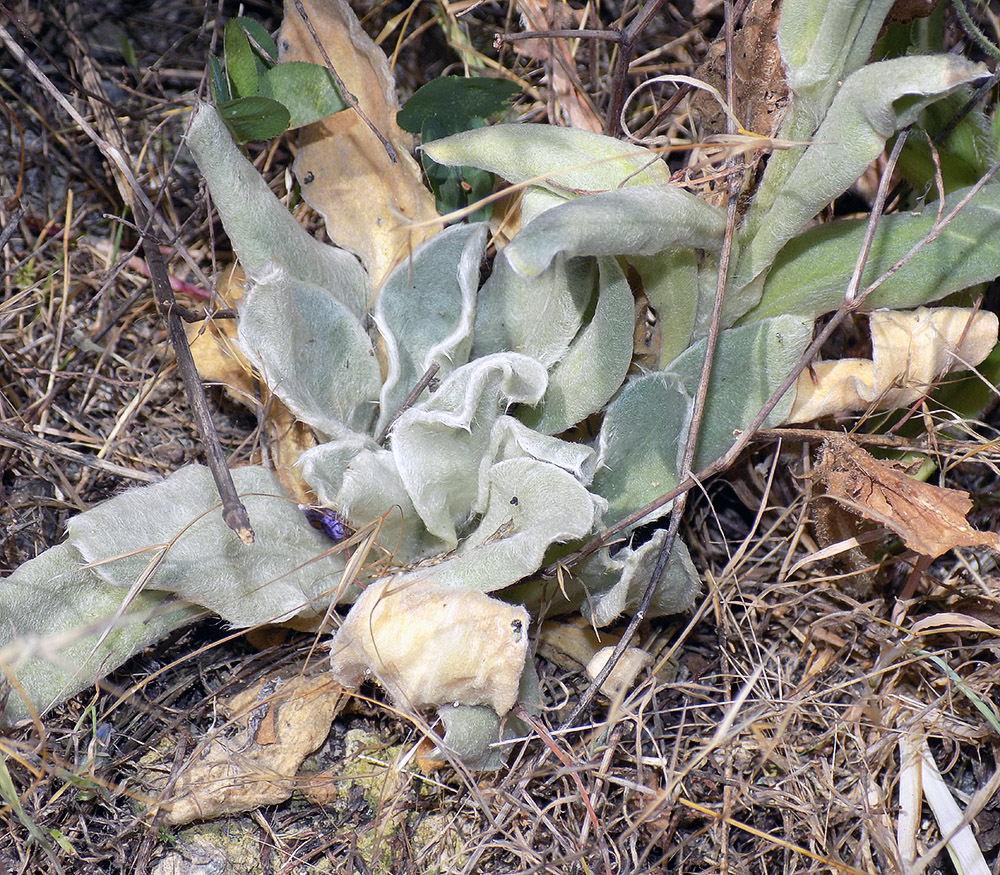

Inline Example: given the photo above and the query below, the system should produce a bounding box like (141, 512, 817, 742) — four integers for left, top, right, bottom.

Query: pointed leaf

(741, 183, 1000, 324)
(187, 102, 368, 316)
(734, 54, 990, 291)
(375, 224, 488, 436)
(224, 17, 260, 98)
(422, 123, 673, 193)
(502, 185, 725, 277)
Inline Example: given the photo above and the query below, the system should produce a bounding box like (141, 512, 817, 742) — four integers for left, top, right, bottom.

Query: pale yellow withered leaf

(279, 0, 440, 290)
(816, 434, 1000, 559)
(788, 307, 998, 423)
(330, 576, 530, 715)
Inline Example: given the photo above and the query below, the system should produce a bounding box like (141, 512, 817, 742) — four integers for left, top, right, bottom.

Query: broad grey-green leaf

(522, 257, 633, 436)
(300, 440, 443, 561)
(592, 370, 691, 526)
(593, 316, 813, 525)
(186, 102, 368, 316)
(576, 530, 701, 626)
(68, 465, 350, 627)
(0, 544, 200, 726)
(410, 458, 596, 593)
(734, 54, 990, 294)
(740, 183, 1000, 324)
(629, 248, 701, 366)
(673, 315, 815, 471)
(503, 186, 725, 277)
(391, 354, 548, 546)
(480, 417, 597, 504)
(375, 223, 488, 436)
(437, 705, 506, 770)
(238, 262, 380, 439)
(778, 0, 895, 126)
(473, 254, 595, 368)
(422, 123, 672, 193)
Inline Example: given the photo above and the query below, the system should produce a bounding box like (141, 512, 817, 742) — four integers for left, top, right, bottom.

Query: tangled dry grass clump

(2, 1, 1000, 873)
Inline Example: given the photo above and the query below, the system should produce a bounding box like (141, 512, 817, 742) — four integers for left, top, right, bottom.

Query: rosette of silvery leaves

(180, 103, 705, 766)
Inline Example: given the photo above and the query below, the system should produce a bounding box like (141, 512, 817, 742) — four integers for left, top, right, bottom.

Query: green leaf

(390, 354, 549, 547)
(521, 257, 634, 436)
(232, 16, 277, 64)
(238, 265, 381, 440)
(374, 223, 489, 437)
(403, 457, 597, 592)
(260, 61, 349, 129)
(593, 316, 813, 525)
(398, 76, 520, 135)
(208, 55, 230, 105)
(740, 183, 1000, 324)
(778, 0, 896, 127)
(186, 103, 366, 316)
(473, 254, 595, 367)
(216, 96, 290, 143)
(0, 544, 200, 726)
(502, 185, 725, 277)
(422, 123, 674, 194)
(629, 248, 701, 366)
(576, 530, 701, 626)
(223, 18, 261, 99)
(68, 466, 351, 626)
(733, 54, 990, 295)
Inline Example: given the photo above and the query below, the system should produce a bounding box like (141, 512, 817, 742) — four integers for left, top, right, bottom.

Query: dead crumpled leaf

(144, 672, 348, 825)
(330, 577, 530, 715)
(816, 434, 1000, 559)
(279, 0, 440, 290)
(185, 265, 316, 502)
(787, 307, 998, 423)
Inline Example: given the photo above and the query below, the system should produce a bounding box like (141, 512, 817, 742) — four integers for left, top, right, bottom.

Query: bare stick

(292, 0, 397, 163)
(375, 362, 440, 446)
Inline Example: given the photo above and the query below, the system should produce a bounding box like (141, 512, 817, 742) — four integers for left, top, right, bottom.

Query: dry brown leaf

(145, 673, 348, 825)
(816, 434, 1000, 559)
(279, 0, 440, 290)
(788, 307, 998, 423)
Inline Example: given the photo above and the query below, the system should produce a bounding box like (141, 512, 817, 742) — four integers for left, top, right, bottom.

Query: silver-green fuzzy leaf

(186, 102, 367, 316)
(374, 223, 488, 436)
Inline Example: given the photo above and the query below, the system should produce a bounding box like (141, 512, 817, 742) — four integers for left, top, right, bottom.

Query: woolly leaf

(374, 223, 488, 436)
(68, 465, 349, 627)
(238, 262, 380, 439)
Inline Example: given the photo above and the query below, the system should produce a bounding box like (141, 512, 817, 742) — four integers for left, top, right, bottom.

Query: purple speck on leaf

(299, 504, 346, 541)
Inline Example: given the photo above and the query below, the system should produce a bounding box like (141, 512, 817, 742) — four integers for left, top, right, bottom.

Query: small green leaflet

(399, 76, 521, 220)
(217, 96, 290, 143)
